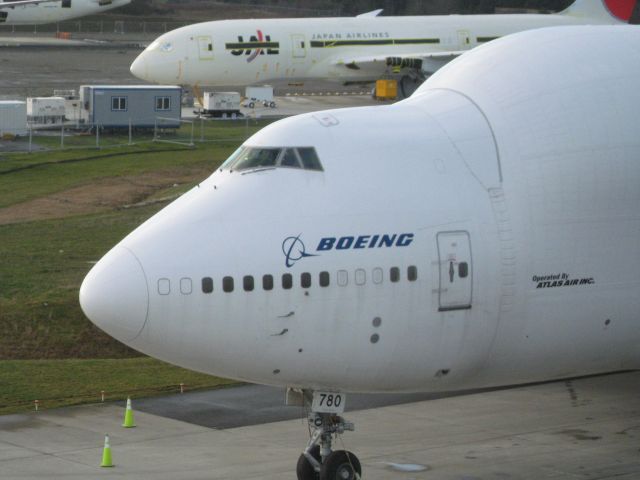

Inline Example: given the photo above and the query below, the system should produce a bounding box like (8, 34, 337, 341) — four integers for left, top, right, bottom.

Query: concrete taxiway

(1, 371, 639, 479)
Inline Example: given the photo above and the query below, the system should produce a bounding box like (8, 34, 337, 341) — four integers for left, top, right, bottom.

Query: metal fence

(0, 116, 273, 154)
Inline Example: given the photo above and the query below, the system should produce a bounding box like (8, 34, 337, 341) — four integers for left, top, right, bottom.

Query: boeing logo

(282, 235, 317, 268)
(282, 233, 414, 267)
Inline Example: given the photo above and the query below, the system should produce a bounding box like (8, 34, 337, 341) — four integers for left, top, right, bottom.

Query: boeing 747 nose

(80, 246, 149, 342)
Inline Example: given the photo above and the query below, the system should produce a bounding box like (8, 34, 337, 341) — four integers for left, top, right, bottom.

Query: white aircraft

(130, 0, 638, 96)
(0, 0, 131, 25)
(82, 25, 640, 480)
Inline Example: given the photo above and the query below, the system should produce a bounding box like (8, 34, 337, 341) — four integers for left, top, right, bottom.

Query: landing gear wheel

(320, 450, 361, 480)
(296, 445, 321, 480)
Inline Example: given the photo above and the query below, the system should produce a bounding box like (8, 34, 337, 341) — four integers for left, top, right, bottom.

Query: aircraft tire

(296, 445, 320, 480)
(319, 450, 361, 480)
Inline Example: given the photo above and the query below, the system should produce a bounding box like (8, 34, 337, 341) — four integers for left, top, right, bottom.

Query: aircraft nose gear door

(437, 231, 472, 311)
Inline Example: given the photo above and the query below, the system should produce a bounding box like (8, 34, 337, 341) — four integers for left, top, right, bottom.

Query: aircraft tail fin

(560, 0, 638, 23)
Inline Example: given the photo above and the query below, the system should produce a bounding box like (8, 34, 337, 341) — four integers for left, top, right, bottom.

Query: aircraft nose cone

(130, 54, 148, 81)
(80, 246, 149, 342)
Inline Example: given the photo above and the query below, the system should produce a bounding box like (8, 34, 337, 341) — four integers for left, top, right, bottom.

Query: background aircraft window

(458, 262, 469, 278)
(180, 278, 192, 295)
(408, 266, 418, 282)
(223, 276, 234, 293)
(390, 267, 400, 283)
(243, 275, 254, 292)
(297, 148, 323, 171)
(337, 270, 348, 286)
(158, 278, 170, 295)
(372, 268, 383, 284)
(301, 272, 311, 288)
(202, 277, 213, 294)
(263, 274, 274, 291)
(282, 273, 293, 290)
(319, 271, 330, 287)
(62, 0, 71, 7)
(355, 268, 366, 286)
(280, 149, 302, 168)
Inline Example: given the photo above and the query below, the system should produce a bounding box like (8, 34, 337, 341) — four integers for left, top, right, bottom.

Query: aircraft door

(291, 34, 306, 59)
(437, 231, 472, 311)
(457, 30, 471, 50)
(197, 35, 214, 61)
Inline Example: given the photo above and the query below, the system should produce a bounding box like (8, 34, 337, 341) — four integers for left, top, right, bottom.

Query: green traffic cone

(122, 397, 136, 428)
(100, 434, 113, 467)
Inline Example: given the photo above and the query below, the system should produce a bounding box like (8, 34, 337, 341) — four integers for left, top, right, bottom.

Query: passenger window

(337, 270, 348, 286)
(390, 267, 400, 283)
(280, 149, 302, 168)
(408, 266, 418, 282)
(223, 276, 234, 293)
(243, 275, 254, 292)
(372, 268, 383, 284)
(301, 272, 311, 288)
(202, 277, 213, 294)
(158, 278, 170, 295)
(263, 274, 274, 291)
(180, 277, 192, 295)
(282, 273, 293, 290)
(319, 271, 330, 287)
(297, 148, 323, 171)
(355, 269, 366, 286)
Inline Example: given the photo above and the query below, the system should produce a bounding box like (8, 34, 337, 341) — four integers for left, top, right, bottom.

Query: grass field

(0, 119, 275, 414)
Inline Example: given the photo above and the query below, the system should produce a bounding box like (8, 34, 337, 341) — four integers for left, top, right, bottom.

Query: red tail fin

(603, 0, 637, 22)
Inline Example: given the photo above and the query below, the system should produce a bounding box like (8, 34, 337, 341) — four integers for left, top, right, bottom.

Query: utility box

(375, 79, 398, 100)
(245, 85, 276, 108)
(79, 85, 182, 128)
(0, 101, 27, 137)
(27, 97, 66, 124)
(201, 91, 241, 118)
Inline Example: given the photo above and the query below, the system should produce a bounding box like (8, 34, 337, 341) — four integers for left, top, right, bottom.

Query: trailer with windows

(79, 85, 182, 128)
(0, 101, 27, 137)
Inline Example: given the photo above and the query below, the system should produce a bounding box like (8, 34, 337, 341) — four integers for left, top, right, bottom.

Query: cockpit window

(221, 146, 323, 172)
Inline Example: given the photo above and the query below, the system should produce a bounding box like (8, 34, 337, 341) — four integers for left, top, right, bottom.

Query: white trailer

(201, 91, 241, 118)
(0, 101, 27, 137)
(27, 97, 66, 124)
(244, 85, 276, 108)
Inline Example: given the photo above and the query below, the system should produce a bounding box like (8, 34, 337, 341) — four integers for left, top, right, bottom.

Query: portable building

(0, 101, 27, 136)
(79, 85, 182, 128)
(27, 97, 66, 124)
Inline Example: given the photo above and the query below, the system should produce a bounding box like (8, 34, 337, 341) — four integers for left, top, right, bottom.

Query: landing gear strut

(296, 412, 361, 480)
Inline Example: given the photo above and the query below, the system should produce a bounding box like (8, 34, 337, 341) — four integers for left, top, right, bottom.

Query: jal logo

(229, 30, 279, 62)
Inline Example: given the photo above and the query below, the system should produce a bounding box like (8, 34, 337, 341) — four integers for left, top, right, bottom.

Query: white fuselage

(82, 26, 640, 394)
(130, 8, 621, 87)
(0, 0, 130, 25)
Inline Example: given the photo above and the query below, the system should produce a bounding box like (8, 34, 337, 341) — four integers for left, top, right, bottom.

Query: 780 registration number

(311, 391, 346, 414)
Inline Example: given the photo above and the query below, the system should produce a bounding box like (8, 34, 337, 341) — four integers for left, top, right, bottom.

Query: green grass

(0, 119, 276, 412)
(0, 358, 238, 415)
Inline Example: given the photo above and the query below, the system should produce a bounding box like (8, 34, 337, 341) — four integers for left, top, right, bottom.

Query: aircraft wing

(0, 0, 60, 8)
(335, 50, 467, 75)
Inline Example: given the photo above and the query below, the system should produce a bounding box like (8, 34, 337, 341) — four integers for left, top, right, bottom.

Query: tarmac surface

(1, 371, 639, 479)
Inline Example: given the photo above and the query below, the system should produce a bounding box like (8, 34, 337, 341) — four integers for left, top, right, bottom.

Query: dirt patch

(0, 170, 206, 225)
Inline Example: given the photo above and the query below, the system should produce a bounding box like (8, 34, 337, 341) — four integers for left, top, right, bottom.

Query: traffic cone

(100, 434, 113, 467)
(122, 397, 136, 428)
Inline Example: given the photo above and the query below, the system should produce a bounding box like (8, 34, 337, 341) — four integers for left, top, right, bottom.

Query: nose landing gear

(296, 412, 361, 480)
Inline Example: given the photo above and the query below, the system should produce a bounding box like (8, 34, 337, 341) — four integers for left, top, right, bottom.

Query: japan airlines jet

(83, 25, 640, 480)
(0, 0, 130, 25)
(130, 0, 637, 97)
